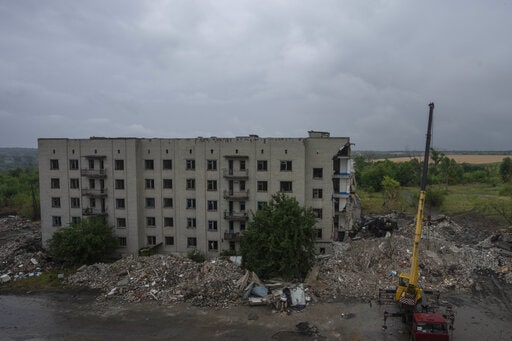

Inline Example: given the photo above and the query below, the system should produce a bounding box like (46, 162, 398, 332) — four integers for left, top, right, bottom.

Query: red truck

(411, 312, 450, 341)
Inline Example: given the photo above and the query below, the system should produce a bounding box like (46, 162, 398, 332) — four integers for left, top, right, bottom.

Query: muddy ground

(1, 287, 511, 341)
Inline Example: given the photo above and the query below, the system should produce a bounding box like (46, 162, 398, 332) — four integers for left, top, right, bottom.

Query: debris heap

(0, 216, 47, 282)
(67, 255, 245, 308)
(312, 215, 512, 302)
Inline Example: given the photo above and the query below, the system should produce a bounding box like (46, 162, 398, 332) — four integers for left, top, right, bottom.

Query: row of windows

(51, 178, 321, 195)
(118, 236, 218, 250)
(50, 159, 324, 176)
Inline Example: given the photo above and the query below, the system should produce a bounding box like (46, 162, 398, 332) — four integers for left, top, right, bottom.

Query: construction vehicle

(378, 103, 454, 340)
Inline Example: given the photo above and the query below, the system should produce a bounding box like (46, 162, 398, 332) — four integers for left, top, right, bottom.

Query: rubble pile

(67, 254, 245, 308)
(0, 216, 47, 282)
(1, 214, 511, 309)
(312, 215, 512, 302)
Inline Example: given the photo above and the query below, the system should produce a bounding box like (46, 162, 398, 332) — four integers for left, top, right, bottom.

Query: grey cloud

(0, 0, 511, 150)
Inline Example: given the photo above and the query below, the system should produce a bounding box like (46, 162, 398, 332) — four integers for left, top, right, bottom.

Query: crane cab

(395, 273, 423, 306)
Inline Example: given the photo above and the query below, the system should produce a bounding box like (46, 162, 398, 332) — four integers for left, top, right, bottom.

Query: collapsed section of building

(38, 131, 360, 257)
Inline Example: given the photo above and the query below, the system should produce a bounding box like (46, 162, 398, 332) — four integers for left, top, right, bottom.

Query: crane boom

(395, 102, 434, 307)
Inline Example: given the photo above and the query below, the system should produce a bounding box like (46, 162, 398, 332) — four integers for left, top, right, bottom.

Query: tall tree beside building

(240, 193, 317, 281)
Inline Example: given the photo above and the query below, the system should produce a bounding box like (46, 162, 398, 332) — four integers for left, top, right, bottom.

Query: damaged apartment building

(38, 131, 360, 257)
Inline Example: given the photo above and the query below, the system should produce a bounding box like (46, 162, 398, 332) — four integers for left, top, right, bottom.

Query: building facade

(38, 131, 360, 257)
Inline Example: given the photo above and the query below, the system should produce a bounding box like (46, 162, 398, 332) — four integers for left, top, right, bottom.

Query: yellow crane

(395, 102, 435, 308)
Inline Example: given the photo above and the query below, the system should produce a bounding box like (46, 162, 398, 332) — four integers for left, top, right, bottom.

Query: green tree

(240, 193, 317, 281)
(47, 217, 118, 266)
(499, 157, 512, 183)
(382, 176, 401, 211)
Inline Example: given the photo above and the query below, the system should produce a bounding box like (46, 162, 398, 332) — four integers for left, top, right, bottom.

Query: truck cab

(411, 313, 450, 341)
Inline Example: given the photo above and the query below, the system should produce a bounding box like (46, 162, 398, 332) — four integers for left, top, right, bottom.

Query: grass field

(359, 183, 512, 223)
(380, 154, 510, 164)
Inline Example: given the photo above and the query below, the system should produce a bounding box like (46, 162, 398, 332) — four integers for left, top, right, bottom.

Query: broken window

(115, 159, 124, 170)
(69, 159, 79, 170)
(187, 237, 197, 247)
(208, 220, 218, 231)
(145, 159, 154, 170)
(164, 217, 174, 227)
(207, 200, 218, 211)
(145, 197, 155, 208)
(280, 160, 292, 171)
(146, 217, 156, 227)
(313, 208, 323, 219)
(163, 197, 173, 208)
(88, 159, 95, 169)
(119, 237, 127, 247)
(70, 178, 79, 189)
(163, 179, 172, 189)
(89, 197, 96, 208)
(145, 179, 155, 189)
(70, 197, 80, 208)
(89, 178, 96, 189)
(186, 198, 196, 209)
(257, 201, 267, 210)
(186, 178, 195, 190)
(316, 228, 323, 239)
(71, 216, 81, 225)
(187, 218, 196, 228)
(52, 216, 62, 227)
(51, 178, 60, 189)
(50, 159, 59, 170)
(51, 197, 61, 208)
(208, 240, 219, 251)
(165, 236, 174, 245)
(207, 180, 217, 191)
(163, 159, 172, 170)
(115, 179, 125, 190)
(147, 235, 156, 245)
(207, 159, 217, 170)
(313, 168, 323, 179)
(117, 218, 126, 228)
(186, 159, 195, 170)
(280, 181, 293, 193)
(313, 188, 323, 199)
(257, 181, 268, 192)
(257, 160, 268, 171)
(116, 198, 125, 209)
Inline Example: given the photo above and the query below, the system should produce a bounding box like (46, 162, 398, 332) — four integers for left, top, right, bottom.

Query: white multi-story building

(38, 131, 360, 257)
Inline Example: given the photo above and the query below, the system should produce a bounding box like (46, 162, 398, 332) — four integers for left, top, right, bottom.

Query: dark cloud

(1, 0, 511, 150)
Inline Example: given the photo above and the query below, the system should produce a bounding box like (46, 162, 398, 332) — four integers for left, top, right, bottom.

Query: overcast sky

(1, 1, 511, 150)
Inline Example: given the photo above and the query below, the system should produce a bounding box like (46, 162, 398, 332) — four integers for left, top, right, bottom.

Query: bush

(426, 188, 447, 208)
(47, 217, 118, 266)
(187, 248, 206, 263)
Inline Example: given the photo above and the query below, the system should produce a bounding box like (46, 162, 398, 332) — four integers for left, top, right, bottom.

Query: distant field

(382, 154, 509, 164)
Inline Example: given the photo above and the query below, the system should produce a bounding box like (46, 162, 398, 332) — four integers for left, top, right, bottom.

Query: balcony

(81, 169, 107, 178)
(223, 169, 249, 179)
(332, 172, 351, 179)
(224, 210, 249, 220)
(223, 189, 249, 199)
(224, 232, 240, 241)
(81, 188, 108, 197)
(82, 207, 108, 216)
(333, 191, 350, 199)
